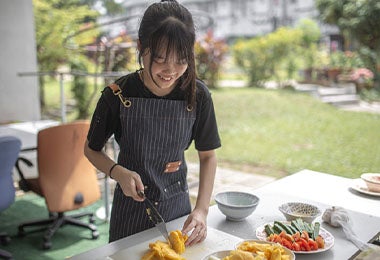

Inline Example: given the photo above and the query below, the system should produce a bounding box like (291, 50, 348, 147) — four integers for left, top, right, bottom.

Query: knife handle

(137, 190, 145, 199)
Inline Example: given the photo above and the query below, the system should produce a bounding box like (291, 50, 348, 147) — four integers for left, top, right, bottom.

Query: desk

(0, 120, 58, 149)
(69, 169, 380, 260)
(0, 120, 59, 179)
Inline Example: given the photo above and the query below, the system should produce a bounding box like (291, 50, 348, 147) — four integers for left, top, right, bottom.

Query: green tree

(316, 0, 380, 90)
(34, 0, 99, 110)
(296, 19, 321, 72)
(70, 59, 91, 119)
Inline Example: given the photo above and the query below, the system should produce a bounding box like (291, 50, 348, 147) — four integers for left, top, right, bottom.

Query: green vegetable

(313, 222, 320, 240)
(265, 224, 275, 235)
(296, 218, 307, 232)
(273, 223, 284, 234)
(291, 219, 303, 232)
(274, 221, 295, 235)
(288, 224, 298, 234)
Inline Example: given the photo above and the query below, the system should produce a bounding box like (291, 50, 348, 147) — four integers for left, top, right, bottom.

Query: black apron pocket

(162, 179, 188, 201)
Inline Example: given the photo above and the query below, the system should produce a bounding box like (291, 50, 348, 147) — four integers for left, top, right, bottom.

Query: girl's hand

(181, 208, 208, 246)
(112, 165, 145, 202)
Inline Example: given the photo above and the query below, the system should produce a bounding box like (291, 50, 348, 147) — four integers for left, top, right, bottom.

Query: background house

(116, 0, 341, 48)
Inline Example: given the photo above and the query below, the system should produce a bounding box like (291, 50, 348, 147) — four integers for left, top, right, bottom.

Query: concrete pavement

(186, 163, 275, 202)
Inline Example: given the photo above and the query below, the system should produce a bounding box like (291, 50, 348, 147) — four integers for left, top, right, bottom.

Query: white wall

(0, 0, 40, 123)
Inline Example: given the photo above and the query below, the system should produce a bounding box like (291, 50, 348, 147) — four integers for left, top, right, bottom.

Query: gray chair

(0, 136, 22, 260)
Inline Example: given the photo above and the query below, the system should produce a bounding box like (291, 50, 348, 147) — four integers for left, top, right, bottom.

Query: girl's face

(141, 47, 188, 95)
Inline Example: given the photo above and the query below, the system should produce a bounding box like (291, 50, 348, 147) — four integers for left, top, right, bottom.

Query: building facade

(118, 0, 339, 44)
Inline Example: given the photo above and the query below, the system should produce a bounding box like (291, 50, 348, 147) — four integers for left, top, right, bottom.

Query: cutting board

(107, 227, 243, 260)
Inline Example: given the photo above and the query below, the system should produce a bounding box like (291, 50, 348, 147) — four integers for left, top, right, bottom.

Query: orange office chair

(15, 121, 101, 249)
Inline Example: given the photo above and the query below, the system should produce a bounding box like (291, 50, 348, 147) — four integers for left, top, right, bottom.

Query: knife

(138, 190, 171, 245)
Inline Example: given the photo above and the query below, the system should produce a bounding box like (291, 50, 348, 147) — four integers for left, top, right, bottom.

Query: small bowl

(361, 173, 380, 193)
(214, 191, 259, 221)
(279, 202, 321, 223)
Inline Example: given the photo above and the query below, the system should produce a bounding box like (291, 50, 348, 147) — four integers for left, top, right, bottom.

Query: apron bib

(109, 97, 196, 242)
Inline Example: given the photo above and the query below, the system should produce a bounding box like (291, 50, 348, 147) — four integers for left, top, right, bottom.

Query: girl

(84, 0, 220, 247)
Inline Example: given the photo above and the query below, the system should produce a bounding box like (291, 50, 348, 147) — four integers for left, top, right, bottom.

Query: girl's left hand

(181, 208, 208, 246)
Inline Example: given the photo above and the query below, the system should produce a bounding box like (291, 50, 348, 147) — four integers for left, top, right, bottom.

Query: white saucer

(351, 178, 380, 197)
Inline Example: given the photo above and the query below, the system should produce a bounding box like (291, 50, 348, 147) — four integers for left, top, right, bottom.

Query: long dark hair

(138, 0, 196, 107)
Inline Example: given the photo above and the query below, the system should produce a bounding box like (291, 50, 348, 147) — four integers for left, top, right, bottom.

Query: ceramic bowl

(214, 191, 259, 221)
(279, 202, 321, 223)
(361, 173, 380, 193)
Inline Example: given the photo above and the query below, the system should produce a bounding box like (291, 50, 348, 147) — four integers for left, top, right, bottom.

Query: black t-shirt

(87, 71, 221, 152)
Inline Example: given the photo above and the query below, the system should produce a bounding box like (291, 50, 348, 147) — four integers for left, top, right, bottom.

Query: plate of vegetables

(255, 218, 334, 254)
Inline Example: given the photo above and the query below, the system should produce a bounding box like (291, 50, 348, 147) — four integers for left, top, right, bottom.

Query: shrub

(195, 30, 228, 88)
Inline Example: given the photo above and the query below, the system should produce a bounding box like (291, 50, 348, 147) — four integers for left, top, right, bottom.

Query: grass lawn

(43, 78, 380, 179)
(185, 87, 380, 179)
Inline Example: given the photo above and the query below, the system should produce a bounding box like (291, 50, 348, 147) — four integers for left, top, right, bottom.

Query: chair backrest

(0, 136, 21, 211)
(37, 121, 101, 212)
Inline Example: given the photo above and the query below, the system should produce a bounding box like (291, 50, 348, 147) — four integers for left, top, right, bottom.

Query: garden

(36, 0, 380, 179)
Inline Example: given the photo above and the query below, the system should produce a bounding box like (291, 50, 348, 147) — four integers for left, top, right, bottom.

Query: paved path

(187, 163, 275, 201)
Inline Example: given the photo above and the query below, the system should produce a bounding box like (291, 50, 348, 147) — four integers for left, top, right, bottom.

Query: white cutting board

(108, 227, 243, 260)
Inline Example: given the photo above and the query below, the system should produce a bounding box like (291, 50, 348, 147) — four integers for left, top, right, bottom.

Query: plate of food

(235, 239, 295, 259)
(202, 250, 257, 260)
(255, 219, 334, 254)
(351, 178, 380, 197)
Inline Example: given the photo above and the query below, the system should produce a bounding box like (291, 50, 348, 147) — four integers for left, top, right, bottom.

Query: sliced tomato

(281, 238, 293, 249)
(291, 241, 301, 251)
(308, 239, 319, 250)
(292, 231, 300, 242)
(299, 238, 311, 251)
(315, 235, 325, 249)
(301, 230, 310, 240)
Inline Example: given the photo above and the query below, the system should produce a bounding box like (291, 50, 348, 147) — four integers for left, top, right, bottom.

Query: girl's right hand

(112, 165, 145, 202)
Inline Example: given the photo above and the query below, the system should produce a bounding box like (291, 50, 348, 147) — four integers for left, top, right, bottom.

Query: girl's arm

(84, 140, 144, 201)
(182, 149, 217, 246)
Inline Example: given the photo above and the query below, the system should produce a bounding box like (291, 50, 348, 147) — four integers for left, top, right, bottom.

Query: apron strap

(108, 83, 131, 108)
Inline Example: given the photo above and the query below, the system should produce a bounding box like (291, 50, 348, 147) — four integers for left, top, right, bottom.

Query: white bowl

(279, 202, 321, 223)
(214, 191, 259, 221)
(361, 173, 380, 193)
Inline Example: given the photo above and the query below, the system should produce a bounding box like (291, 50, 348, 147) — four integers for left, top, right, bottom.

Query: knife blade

(138, 190, 170, 244)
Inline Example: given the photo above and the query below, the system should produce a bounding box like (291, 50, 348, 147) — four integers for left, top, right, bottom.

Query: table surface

(69, 169, 380, 260)
(0, 120, 58, 149)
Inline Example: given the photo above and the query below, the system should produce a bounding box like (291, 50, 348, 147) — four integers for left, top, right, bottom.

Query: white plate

(256, 221, 334, 254)
(201, 250, 231, 260)
(351, 178, 380, 197)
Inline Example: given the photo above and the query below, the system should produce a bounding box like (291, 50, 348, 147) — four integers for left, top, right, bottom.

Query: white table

(0, 120, 59, 179)
(69, 169, 380, 260)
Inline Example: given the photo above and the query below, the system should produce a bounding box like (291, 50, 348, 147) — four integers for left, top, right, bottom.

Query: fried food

(169, 230, 188, 254)
(222, 250, 259, 260)
(141, 230, 188, 260)
(237, 241, 291, 260)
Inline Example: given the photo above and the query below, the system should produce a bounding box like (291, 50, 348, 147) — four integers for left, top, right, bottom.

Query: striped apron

(109, 97, 196, 242)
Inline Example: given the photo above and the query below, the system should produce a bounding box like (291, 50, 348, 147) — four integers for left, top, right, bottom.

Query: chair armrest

(15, 157, 34, 192)
(20, 147, 37, 153)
